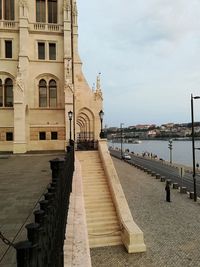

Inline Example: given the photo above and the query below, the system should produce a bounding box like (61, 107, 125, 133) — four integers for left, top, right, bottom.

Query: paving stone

(0, 153, 64, 267)
(91, 157, 200, 267)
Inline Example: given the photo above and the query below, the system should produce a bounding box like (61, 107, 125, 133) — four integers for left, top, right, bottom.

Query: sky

(77, 0, 200, 127)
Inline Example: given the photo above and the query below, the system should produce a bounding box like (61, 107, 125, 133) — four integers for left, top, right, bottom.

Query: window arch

(38, 78, 57, 108)
(5, 78, 13, 107)
(39, 79, 47, 107)
(49, 79, 57, 107)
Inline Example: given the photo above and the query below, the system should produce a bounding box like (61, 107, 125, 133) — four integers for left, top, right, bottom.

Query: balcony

(31, 23, 62, 33)
(0, 20, 18, 30)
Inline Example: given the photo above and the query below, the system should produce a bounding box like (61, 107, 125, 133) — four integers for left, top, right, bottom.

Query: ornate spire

(94, 73, 103, 101)
(73, 1, 78, 25)
(96, 72, 101, 91)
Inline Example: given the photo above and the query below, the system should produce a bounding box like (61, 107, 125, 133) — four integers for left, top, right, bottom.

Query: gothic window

(5, 40, 12, 58)
(0, 0, 2, 20)
(39, 79, 57, 107)
(39, 79, 47, 107)
(49, 43, 56, 60)
(48, 0, 57, 23)
(49, 79, 57, 107)
(0, 0, 15, 20)
(0, 79, 2, 107)
(6, 132, 13, 141)
(51, 131, 57, 140)
(38, 42, 45, 59)
(5, 78, 13, 107)
(36, 0, 57, 23)
(37, 41, 56, 60)
(4, 0, 14, 20)
(39, 131, 46, 140)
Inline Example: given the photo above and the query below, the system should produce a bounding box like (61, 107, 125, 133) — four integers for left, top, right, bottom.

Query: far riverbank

(108, 140, 200, 167)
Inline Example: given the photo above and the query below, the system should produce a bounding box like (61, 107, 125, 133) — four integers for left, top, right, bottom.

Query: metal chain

(0, 231, 15, 248)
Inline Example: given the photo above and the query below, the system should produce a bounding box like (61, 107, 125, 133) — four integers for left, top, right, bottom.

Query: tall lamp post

(68, 111, 73, 143)
(99, 110, 104, 138)
(191, 94, 200, 202)
(120, 123, 124, 159)
(168, 139, 173, 164)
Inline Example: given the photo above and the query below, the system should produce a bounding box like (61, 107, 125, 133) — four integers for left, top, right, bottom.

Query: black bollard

(49, 158, 65, 181)
(26, 223, 40, 267)
(14, 240, 32, 267)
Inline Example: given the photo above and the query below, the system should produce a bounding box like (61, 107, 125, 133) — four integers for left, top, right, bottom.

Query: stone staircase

(76, 150, 122, 248)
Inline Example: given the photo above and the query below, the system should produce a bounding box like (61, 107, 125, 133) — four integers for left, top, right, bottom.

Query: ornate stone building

(0, 0, 103, 153)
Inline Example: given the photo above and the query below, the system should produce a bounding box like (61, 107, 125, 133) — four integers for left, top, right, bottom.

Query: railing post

(14, 240, 32, 267)
(26, 223, 40, 267)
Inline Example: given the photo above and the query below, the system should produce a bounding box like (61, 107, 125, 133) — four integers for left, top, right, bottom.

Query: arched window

(39, 79, 47, 107)
(0, 79, 2, 107)
(0, 0, 15, 20)
(49, 79, 57, 107)
(5, 78, 13, 107)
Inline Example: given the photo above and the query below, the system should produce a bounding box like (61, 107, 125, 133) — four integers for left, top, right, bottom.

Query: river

(108, 140, 200, 167)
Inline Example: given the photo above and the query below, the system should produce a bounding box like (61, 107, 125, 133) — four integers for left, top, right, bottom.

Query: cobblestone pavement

(91, 157, 200, 267)
(0, 153, 64, 267)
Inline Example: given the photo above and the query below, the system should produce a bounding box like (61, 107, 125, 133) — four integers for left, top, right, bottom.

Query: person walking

(165, 181, 171, 202)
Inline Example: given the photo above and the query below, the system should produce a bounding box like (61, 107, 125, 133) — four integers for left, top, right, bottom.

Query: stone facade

(0, 0, 103, 153)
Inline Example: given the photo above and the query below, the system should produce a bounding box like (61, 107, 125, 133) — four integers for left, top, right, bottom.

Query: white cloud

(78, 0, 200, 126)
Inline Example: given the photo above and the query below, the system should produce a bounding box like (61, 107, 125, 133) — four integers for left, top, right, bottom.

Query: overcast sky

(78, 0, 200, 127)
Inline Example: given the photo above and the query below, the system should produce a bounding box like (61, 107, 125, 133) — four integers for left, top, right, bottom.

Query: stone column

(13, 1, 29, 153)
(63, 0, 74, 145)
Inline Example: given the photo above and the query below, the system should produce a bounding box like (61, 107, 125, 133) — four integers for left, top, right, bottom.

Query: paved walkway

(0, 153, 64, 267)
(91, 157, 200, 267)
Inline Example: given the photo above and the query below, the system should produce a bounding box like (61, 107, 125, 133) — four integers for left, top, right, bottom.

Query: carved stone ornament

(64, 82, 74, 94)
(64, 0, 71, 11)
(15, 67, 25, 103)
(19, 0, 28, 7)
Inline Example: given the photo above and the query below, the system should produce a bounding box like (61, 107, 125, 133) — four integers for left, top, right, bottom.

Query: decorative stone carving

(15, 66, 24, 103)
(19, 0, 28, 17)
(19, 0, 28, 7)
(64, 0, 70, 11)
(96, 73, 101, 91)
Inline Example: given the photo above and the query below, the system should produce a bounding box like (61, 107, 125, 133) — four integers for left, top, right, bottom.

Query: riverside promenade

(91, 157, 200, 267)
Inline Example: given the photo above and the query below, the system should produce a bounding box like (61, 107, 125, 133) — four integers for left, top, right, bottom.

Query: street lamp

(168, 139, 173, 164)
(99, 110, 104, 138)
(120, 123, 124, 159)
(68, 110, 73, 143)
(191, 94, 200, 202)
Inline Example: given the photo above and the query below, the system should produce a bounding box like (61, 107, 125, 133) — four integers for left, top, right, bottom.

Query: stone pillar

(63, 0, 75, 145)
(13, 2, 29, 153)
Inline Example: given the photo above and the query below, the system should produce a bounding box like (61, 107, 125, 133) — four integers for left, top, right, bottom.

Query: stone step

(89, 234, 122, 248)
(86, 214, 118, 223)
(86, 201, 114, 209)
(84, 196, 112, 203)
(76, 150, 121, 248)
(88, 224, 120, 234)
(86, 213, 117, 222)
(88, 218, 119, 227)
(86, 207, 115, 214)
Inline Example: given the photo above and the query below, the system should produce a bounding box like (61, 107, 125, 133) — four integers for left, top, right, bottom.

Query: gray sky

(78, 0, 200, 127)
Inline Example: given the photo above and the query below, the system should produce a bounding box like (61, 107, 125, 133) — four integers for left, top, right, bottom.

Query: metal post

(70, 0, 76, 142)
(69, 118, 72, 141)
(168, 139, 173, 164)
(191, 94, 197, 202)
(120, 123, 123, 159)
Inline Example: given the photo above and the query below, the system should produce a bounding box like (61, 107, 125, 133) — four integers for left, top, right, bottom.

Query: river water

(108, 140, 200, 167)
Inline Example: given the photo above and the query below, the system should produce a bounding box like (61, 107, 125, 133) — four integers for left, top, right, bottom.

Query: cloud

(78, 0, 200, 126)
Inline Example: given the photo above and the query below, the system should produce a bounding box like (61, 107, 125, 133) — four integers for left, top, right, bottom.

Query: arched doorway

(76, 108, 97, 150)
